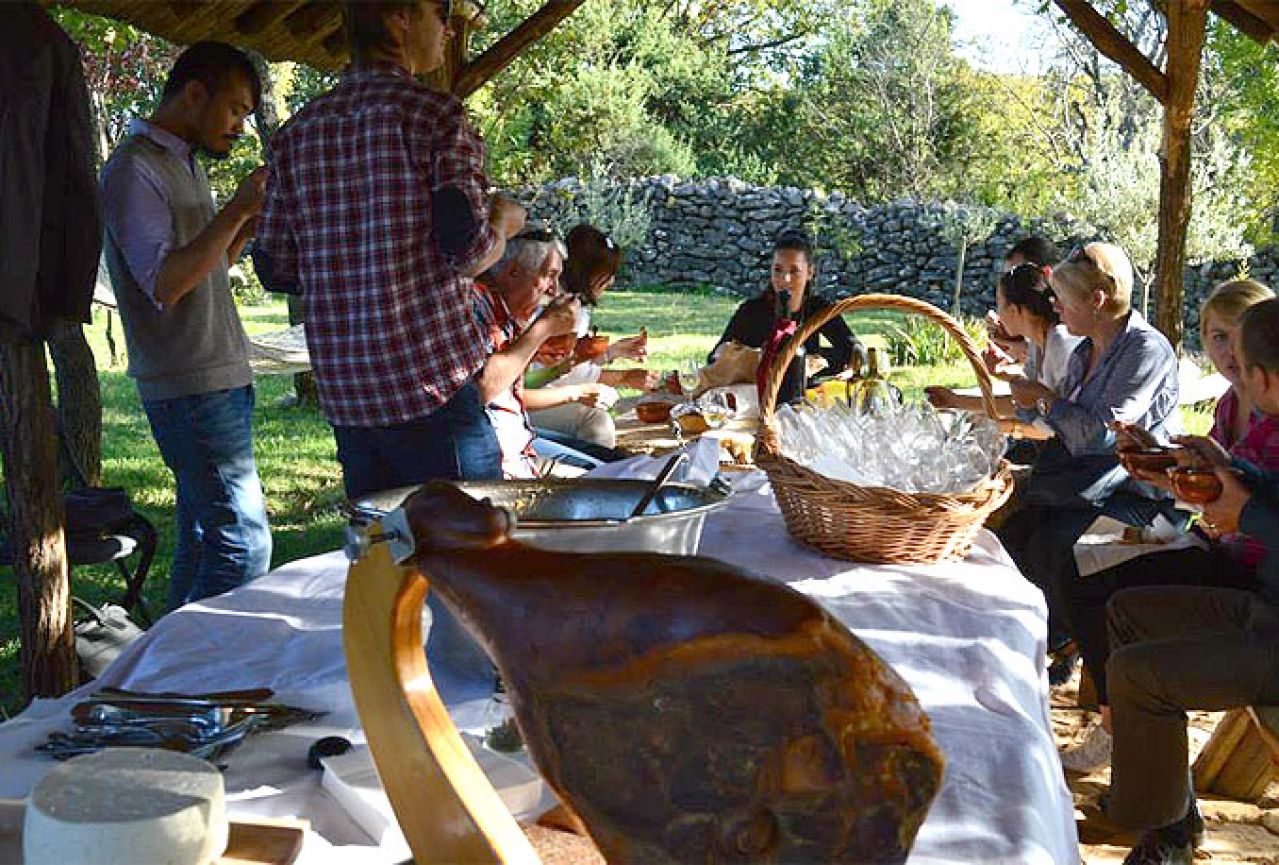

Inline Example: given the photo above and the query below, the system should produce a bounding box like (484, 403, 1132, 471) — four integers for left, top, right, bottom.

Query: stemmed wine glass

(677, 359, 701, 397)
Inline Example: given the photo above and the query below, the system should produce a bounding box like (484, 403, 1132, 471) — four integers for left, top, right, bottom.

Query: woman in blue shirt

(996, 242, 1180, 681)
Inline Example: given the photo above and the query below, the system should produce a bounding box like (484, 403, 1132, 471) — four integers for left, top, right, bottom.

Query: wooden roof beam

(1213, 1, 1278, 43)
(453, 0, 586, 99)
(236, 0, 306, 36)
(284, 1, 338, 40)
(1052, 0, 1170, 103)
(1236, 0, 1279, 31)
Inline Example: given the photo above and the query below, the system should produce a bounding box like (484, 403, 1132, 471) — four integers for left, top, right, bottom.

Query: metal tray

(353, 478, 731, 556)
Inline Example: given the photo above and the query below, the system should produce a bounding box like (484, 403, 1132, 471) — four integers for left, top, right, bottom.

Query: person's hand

(924, 386, 957, 410)
(1128, 467, 1176, 492)
(1109, 420, 1158, 451)
(574, 383, 618, 409)
(607, 329, 648, 363)
(981, 345, 1017, 379)
(1172, 434, 1232, 469)
(230, 166, 268, 220)
(489, 195, 526, 239)
(614, 368, 659, 390)
(535, 295, 580, 340)
(1009, 377, 1053, 410)
(1200, 468, 1251, 535)
(986, 312, 1029, 362)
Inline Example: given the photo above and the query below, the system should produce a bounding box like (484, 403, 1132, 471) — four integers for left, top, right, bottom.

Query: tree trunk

(951, 239, 968, 319)
(46, 319, 103, 485)
(0, 337, 76, 701)
(288, 294, 319, 407)
(1153, 1, 1210, 353)
(249, 51, 319, 408)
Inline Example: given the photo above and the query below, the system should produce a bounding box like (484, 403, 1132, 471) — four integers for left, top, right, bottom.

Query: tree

(782, 0, 982, 201)
(938, 204, 1000, 317)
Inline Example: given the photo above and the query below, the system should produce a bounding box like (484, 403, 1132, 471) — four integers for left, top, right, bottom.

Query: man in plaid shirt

(255, 0, 528, 687)
(254, 0, 525, 500)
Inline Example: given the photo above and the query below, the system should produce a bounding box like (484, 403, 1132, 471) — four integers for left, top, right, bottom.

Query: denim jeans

(334, 381, 502, 691)
(143, 385, 272, 610)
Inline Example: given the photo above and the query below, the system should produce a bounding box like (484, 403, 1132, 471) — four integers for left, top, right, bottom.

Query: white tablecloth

(0, 472, 1077, 864)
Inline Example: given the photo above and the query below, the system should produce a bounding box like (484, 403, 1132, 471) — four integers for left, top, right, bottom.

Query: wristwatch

(1036, 395, 1054, 418)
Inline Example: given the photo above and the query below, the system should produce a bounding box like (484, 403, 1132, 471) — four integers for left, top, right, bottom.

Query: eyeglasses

(513, 228, 559, 243)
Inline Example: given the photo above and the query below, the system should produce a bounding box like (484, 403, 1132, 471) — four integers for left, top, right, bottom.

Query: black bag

(62, 487, 135, 539)
(72, 596, 144, 679)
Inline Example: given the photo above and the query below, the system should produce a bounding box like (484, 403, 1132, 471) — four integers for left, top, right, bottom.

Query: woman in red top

(1059, 278, 1278, 773)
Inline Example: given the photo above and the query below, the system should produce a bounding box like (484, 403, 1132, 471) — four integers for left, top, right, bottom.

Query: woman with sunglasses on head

(927, 263, 1081, 438)
(995, 242, 1182, 685)
(708, 229, 867, 387)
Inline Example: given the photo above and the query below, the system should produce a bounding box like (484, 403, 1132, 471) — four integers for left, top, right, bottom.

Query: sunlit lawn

(0, 287, 1210, 717)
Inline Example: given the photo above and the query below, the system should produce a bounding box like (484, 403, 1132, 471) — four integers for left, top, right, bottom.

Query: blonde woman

(996, 242, 1181, 684)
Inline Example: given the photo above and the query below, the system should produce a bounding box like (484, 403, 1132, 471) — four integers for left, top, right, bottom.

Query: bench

(1193, 706, 1279, 801)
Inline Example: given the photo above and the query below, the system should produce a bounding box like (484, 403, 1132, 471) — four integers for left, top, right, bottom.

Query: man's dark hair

(1006, 236, 1060, 268)
(160, 41, 261, 109)
(1240, 297, 1279, 373)
(345, 1, 422, 61)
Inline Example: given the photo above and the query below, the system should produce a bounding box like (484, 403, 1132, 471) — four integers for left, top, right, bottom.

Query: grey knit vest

(104, 134, 252, 402)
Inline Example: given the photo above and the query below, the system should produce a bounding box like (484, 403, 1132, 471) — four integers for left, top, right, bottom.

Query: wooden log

(1153, 0, 1211, 352)
(453, 0, 586, 99)
(0, 337, 76, 701)
(1051, 0, 1169, 103)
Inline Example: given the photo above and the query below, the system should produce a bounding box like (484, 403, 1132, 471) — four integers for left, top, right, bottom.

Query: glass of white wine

(677, 359, 701, 396)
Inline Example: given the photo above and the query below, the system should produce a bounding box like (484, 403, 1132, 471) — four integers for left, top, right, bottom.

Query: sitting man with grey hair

(473, 229, 611, 478)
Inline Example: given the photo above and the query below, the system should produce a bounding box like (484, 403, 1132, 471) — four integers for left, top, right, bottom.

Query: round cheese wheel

(24, 748, 229, 865)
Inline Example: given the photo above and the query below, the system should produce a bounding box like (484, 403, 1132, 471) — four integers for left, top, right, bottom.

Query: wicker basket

(756, 294, 1014, 564)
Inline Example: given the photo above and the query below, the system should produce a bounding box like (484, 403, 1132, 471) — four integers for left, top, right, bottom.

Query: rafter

(453, 0, 586, 100)
(1211, 1, 1277, 44)
(1052, 0, 1170, 104)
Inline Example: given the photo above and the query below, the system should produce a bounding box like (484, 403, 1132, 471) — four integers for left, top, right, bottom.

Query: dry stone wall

(520, 176, 1278, 348)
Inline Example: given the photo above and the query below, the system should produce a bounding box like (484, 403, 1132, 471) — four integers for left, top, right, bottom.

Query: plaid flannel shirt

(256, 62, 496, 427)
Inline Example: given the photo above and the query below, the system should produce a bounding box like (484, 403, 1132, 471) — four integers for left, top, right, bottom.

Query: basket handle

(758, 294, 1001, 426)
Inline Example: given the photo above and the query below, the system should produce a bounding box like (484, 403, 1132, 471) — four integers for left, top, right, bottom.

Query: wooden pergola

(1052, 1, 1279, 351)
(5, 0, 586, 701)
(7, 0, 1277, 702)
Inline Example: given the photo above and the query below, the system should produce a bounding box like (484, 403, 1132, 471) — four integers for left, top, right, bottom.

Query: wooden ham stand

(343, 521, 538, 865)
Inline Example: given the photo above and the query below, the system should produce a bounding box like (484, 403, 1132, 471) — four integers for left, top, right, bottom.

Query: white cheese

(24, 748, 228, 865)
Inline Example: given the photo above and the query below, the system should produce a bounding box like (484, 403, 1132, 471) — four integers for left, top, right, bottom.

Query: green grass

(0, 289, 1215, 717)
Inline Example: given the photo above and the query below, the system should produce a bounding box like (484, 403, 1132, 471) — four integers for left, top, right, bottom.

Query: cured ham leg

(396, 481, 944, 865)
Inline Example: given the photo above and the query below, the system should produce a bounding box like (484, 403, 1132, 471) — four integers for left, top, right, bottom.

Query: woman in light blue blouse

(996, 242, 1181, 682)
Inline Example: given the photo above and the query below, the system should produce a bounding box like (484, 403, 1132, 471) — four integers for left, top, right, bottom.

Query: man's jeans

(143, 385, 272, 610)
(334, 381, 502, 692)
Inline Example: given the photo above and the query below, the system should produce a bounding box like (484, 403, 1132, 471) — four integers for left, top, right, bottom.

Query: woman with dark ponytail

(708, 229, 866, 379)
(927, 263, 1081, 429)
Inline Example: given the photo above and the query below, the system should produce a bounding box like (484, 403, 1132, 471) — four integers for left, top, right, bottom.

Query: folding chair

(0, 438, 157, 622)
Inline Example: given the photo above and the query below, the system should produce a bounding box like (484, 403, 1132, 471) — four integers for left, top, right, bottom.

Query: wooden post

(0, 337, 76, 700)
(1152, 0, 1210, 353)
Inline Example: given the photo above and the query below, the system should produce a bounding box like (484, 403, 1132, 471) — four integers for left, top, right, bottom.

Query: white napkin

(585, 437, 721, 487)
(1073, 513, 1206, 577)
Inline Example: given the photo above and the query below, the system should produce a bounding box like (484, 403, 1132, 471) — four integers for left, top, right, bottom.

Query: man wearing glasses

(255, 0, 526, 499)
(255, 0, 525, 687)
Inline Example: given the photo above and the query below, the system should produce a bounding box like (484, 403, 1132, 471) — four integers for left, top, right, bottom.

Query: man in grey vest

(101, 42, 271, 610)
